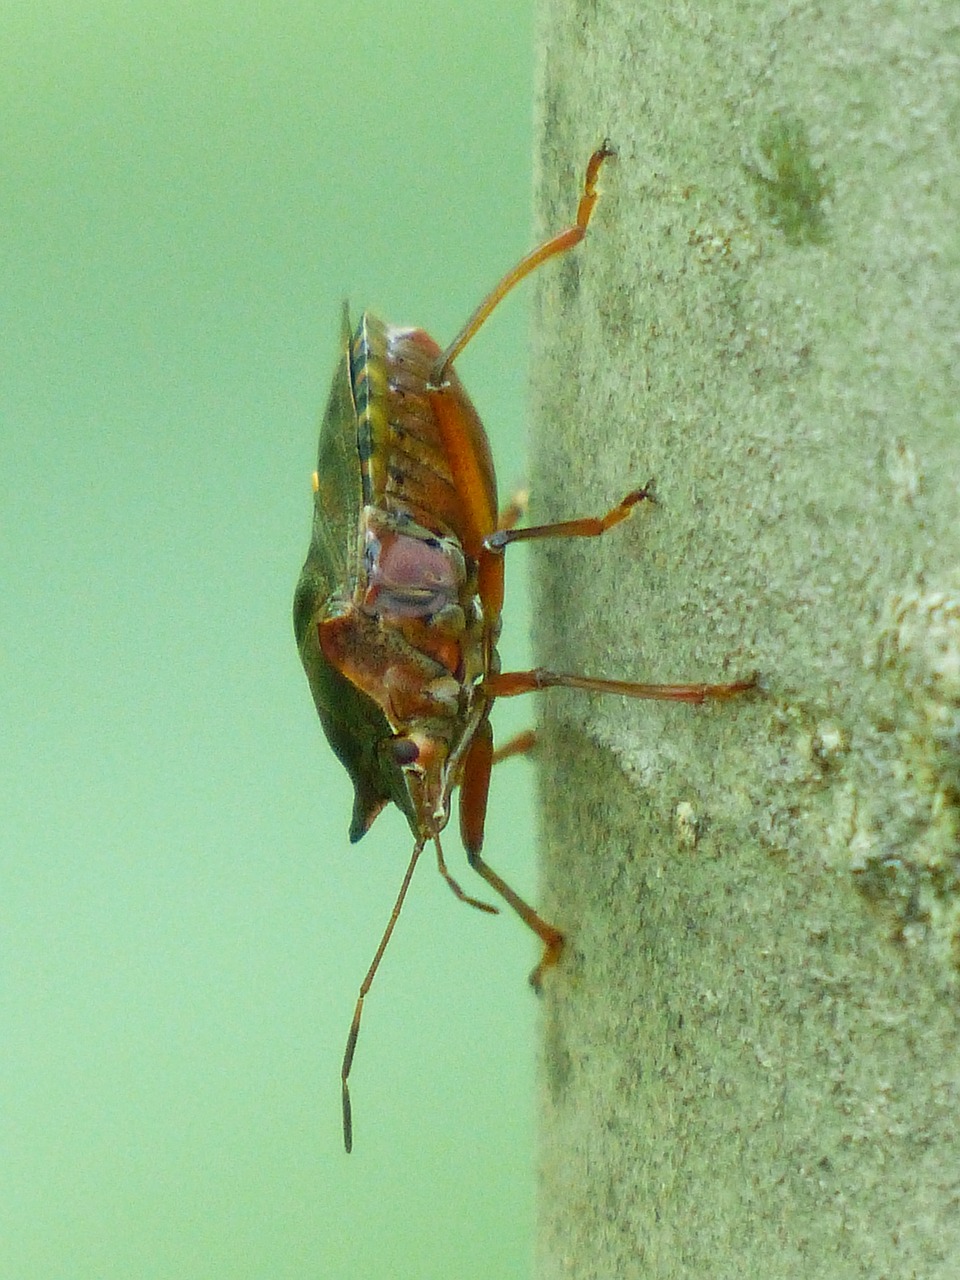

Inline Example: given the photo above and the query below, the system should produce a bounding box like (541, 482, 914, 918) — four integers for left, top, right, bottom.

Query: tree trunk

(530, 2, 960, 1276)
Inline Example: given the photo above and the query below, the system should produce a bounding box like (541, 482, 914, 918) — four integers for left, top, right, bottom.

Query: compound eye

(388, 736, 420, 767)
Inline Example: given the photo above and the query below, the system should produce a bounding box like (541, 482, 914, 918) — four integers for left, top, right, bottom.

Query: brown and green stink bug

(294, 144, 755, 1151)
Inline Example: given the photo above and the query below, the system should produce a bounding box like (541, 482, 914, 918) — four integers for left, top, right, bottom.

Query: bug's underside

(294, 309, 503, 850)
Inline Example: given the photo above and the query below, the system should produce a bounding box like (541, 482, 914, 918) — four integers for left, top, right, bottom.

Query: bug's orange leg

(341, 838, 426, 1154)
(450, 730, 537, 783)
(496, 487, 529, 533)
(462, 672, 755, 990)
(431, 142, 616, 384)
(491, 728, 538, 764)
(464, 848, 565, 992)
(458, 717, 495, 855)
(456, 721, 562, 989)
(483, 669, 759, 703)
(485, 485, 654, 551)
(434, 832, 499, 914)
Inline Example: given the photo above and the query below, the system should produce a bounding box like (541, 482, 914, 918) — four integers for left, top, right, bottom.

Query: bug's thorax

(316, 312, 503, 837)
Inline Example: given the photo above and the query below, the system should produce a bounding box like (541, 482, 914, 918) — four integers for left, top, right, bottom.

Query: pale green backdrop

(1, 3, 543, 1276)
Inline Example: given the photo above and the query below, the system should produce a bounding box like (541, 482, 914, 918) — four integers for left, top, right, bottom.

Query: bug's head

(295, 608, 459, 846)
(380, 728, 456, 844)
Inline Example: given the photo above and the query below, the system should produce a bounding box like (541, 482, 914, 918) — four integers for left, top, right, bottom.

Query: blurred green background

(1, 3, 543, 1276)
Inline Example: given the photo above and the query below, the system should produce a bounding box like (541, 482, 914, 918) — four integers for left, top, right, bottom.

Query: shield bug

(294, 143, 755, 1151)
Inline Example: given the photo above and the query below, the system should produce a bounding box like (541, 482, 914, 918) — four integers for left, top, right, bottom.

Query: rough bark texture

(530, 3, 960, 1277)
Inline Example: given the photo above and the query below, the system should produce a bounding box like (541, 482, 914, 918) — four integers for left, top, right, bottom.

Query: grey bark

(530, 2, 960, 1277)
